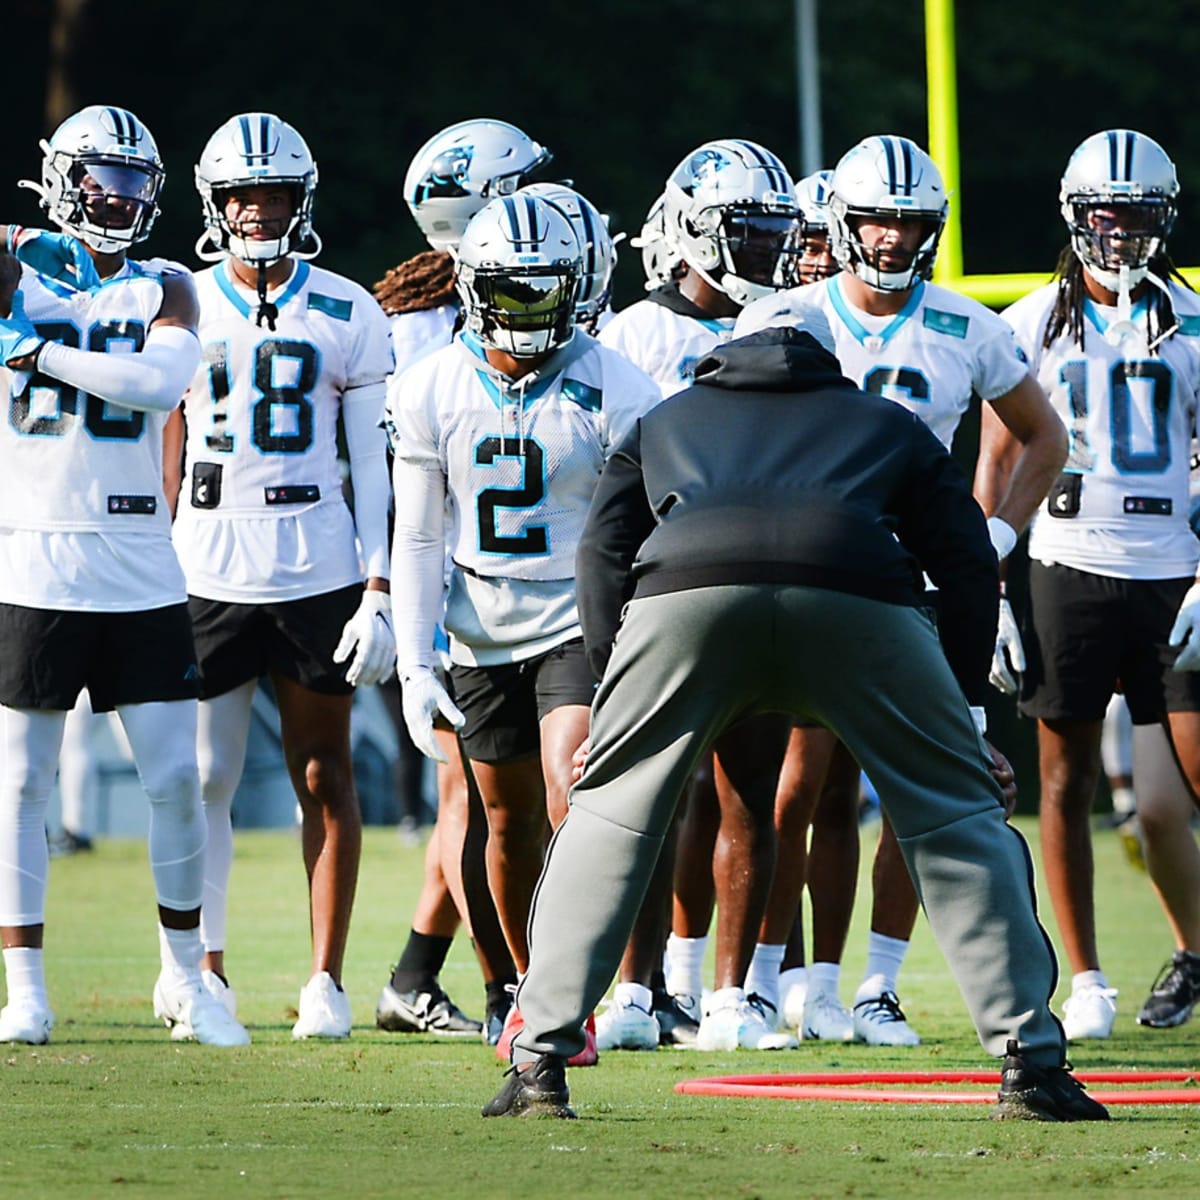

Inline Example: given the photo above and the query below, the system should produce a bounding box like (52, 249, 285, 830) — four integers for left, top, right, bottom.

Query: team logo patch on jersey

(922, 308, 969, 339)
(560, 380, 602, 412)
(307, 293, 353, 321)
(1176, 314, 1200, 337)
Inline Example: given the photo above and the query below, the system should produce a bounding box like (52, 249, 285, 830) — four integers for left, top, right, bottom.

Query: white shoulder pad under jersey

(742, 276, 1028, 449)
(390, 330, 661, 584)
(0, 259, 176, 533)
(179, 260, 393, 517)
(390, 304, 458, 377)
(599, 298, 734, 397)
(1005, 280, 1200, 579)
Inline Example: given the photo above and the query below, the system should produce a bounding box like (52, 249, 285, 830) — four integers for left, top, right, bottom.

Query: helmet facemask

(685, 204, 801, 306)
(1064, 197, 1175, 293)
(457, 262, 580, 357)
(829, 203, 944, 292)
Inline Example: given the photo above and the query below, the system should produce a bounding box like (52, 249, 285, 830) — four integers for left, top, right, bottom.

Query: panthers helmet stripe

(575, 198, 598, 280)
(500, 194, 542, 247)
(236, 114, 274, 166)
(880, 136, 914, 198)
(106, 107, 138, 147)
(736, 140, 791, 194)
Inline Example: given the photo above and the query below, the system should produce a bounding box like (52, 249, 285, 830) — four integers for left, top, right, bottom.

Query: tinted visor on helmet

(474, 268, 576, 331)
(1069, 198, 1175, 271)
(72, 159, 161, 230)
(719, 208, 800, 288)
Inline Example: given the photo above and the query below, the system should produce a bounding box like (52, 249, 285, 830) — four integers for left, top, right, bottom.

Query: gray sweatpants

(512, 584, 1066, 1068)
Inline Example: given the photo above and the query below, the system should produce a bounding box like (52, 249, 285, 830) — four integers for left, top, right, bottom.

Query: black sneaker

(481, 1055, 576, 1119)
(1136, 950, 1200, 1028)
(653, 989, 700, 1047)
(48, 828, 94, 858)
(375, 982, 483, 1037)
(994, 1040, 1109, 1122)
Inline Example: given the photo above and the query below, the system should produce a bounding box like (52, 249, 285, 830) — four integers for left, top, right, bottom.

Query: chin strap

(254, 261, 279, 331)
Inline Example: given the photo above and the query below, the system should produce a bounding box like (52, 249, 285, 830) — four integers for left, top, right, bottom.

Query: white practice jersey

(0, 256, 187, 611)
(1004, 281, 1200, 579)
(390, 304, 458, 377)
(738, 276, 1029, 448)
(173, 259, 394, 603)
(599, 295, 735, 397)
(390, 331, 661, 664)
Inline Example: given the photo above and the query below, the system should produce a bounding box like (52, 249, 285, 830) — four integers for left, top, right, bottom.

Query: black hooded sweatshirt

(575, 327, 999, 703)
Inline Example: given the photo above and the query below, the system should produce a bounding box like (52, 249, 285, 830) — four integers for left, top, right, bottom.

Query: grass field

(4, 816, 1199, 1199)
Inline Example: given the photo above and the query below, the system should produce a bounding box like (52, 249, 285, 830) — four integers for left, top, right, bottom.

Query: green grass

(3, 818, 1199, 1199)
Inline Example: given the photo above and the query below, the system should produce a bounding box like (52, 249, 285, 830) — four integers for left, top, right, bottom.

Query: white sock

(745, 943, 786, 1012)
(705, 985, 744, 1016)
(859, 931, 909, 1000)
(613, 981, 653, 1012)
(666, 933, 707, 1000)
(808, 960, 841, 999)
(779, 965, 808, 996)
(2, 946, 48, 1009)
(158, 924, 203, 978)
(1072, 969, 1110, 993)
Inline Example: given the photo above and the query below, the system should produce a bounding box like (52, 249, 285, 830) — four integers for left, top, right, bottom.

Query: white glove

(1169, 582, 1200, 671)
(401, 666, 465, 763)
(332, 590, 396, 687)
(989, 596, 1026, 695)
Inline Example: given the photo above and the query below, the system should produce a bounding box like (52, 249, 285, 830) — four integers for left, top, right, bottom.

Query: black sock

(486, 977, 517, 1019)
(390, 930, 453, 993)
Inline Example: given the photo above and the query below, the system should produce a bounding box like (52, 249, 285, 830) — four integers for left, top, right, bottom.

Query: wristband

(987, 516, 1018, 561)
(969, 706, 988, 736)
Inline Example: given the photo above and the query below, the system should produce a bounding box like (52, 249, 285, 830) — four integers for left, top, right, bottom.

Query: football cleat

(153, 971, 250, 1047)
(201, 969, 237, 1019)
(802, 990, 855, 1042)
(375, 982, 483, 1037)
(697, 989, 798, 1051)
(853, 990, 921, 1046)
(1136, 950, 1200, 1028)
(292, 971, 352, 1040)
(1061, 982, 1118, 1040)
(595, 995, 660, 1051)
(0, 1002, 55, 1045)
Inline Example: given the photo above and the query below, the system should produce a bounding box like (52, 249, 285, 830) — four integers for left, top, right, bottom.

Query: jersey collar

(215, 259, 309, 320)
(827, 275, 925, 352)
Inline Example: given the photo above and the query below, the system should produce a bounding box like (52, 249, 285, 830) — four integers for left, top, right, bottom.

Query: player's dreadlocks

(1043, 245, 1193, 356)
(373, 249, 456, 316)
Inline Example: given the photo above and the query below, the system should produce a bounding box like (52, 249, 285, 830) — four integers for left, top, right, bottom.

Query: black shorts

(0, 602, 200, 712)
(1018, 562, 1200, 723)
(449, 638, 596, 763)
(189, 585, 362, 700)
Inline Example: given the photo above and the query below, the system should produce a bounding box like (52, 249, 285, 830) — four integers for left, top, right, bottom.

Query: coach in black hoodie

(483, 311, 1106, 1123)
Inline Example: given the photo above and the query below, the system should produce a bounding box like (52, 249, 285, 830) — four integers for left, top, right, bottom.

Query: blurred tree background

(9, 0, 1200, 806)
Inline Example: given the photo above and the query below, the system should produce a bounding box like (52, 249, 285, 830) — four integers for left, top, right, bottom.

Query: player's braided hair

(1043, 246, 1193, 356)
(372, 249, 457, 316)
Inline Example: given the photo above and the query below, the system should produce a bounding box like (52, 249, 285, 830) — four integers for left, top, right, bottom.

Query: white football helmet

(630, 192, 682, 291)
(519, 183, 616, 327)
(20, 105, 163, 254)
(455, 194, 581, 357)
(663, 139, 800, 306)
(405, 119, 552, 253)
(790, 169, 837, 285)
(827, 135, 948, 291)
(795, 169, 834, 232)
(195, 113, 320, 265)
(1059, 129, 1178, 291)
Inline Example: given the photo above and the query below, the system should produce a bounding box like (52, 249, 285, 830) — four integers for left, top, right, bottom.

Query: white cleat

(853, 990, 921, 1046)
(698, 991, 798, 1051)
(1062, 983, 1118, 1040)
(0, 1002, 54, 1045)
(153, 971, 250, 1047)
(201, 969, 238, 1019)
(595, 996, 660, 1051)
(802, 991, 855, 1042)
(292, 971, 352, 1039)
(781, 981, 808, 1033)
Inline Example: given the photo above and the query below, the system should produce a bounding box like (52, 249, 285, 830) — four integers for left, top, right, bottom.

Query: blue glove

(0, 291, 45, 367)
(11, 229, 100, 291)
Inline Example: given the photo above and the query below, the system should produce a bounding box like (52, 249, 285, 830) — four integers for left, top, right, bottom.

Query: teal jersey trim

(307, 292, 353, 321)
(922, 307, 969, 339)
(1082, 294, 1148, 339)
(560, 379, 602, 412)
(1176, 314, 1200, 337)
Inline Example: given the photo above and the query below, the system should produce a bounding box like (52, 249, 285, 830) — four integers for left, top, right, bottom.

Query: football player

(986, 129, 1200, 1037)
(0, 105, 247, 1046)
(791, 169, 837, 285)
(168, 113, 395, 1039)
(598, 139, 807, 1051)
(372, 120, 552, 1044)
(737, 134, 1067, 1045)
(388, 192, 661, 1065)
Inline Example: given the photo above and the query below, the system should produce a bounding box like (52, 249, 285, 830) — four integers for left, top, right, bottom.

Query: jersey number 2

(475, 438, 547, 555)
